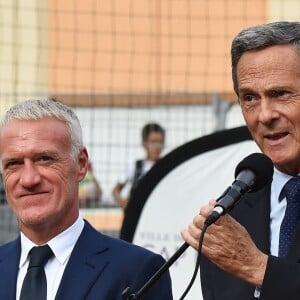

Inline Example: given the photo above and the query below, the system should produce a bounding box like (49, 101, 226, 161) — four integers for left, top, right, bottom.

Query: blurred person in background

(78, 161, 102, 207)
(0, 99, 173, 299)
(112, 122, 165, 210)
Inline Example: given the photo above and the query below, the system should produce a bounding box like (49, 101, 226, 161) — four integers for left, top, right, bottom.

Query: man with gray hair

(0, 99, 173, 300)
(183, 21, 300, 299)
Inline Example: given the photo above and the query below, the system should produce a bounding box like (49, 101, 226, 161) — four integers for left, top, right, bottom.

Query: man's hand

(181, 200, 268, 287)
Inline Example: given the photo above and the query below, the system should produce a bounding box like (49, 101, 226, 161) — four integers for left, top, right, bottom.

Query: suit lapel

(55, 221, 110, 300)
(0, 237, 21, 300)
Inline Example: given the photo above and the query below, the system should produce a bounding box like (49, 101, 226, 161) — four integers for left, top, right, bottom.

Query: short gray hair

(231, 21, 300, 95)
(0, 99, 84, 160)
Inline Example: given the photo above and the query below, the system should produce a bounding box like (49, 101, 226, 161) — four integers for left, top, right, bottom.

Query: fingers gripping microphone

(205, 152, 274, 226)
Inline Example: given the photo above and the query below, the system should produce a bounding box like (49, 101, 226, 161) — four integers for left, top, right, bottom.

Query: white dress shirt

(270, 168, 295, 256)
(17, 216, 84, 300)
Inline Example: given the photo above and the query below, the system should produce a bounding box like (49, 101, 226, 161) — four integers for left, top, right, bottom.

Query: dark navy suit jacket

(200, 183, 300, 300)
(0, 221, 173, 300)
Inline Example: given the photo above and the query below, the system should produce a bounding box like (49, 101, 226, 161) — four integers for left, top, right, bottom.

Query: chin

(20, 210, 50, 225)
(273, 158, 300, 175)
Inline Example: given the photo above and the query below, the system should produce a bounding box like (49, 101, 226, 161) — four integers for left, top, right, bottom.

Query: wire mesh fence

(0, 0, 300, 243)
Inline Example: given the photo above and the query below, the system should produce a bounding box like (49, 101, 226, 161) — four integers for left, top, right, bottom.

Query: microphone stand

(121, 242, 189, 300)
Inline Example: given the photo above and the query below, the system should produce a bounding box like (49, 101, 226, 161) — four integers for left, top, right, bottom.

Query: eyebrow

(2, 150, 59, 163)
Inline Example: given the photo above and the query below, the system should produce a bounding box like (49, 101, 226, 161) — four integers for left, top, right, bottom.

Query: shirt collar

(272, 167, 296, 203)
(19, 235, 36, 268)
(19, 216, 84, 267)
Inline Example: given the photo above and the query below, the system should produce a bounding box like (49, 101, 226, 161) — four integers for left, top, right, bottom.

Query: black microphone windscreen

(234, 153, 274, 192)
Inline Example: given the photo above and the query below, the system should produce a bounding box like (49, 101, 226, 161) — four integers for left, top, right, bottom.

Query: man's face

(237, 44, 300, 175)
(0, 118, 88, 240)
(143, 131, 164, 161)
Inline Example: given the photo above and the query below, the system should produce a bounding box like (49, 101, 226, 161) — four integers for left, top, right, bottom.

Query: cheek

(53, 162, 78, 183)
(54, 173, 78, 196)
(292, 115, 300, 132)
(242, 111, 258, 132)
(61, 169, 81, 194)
(2, 174, 16, 197)
(150, 149, 161, 156)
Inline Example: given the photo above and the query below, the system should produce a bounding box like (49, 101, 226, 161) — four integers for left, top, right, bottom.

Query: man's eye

(4, 161, 20, 169)
(41, 155, 52, 160)
(38, 156, 53, 162)
(274, 90, 289, 97)
(243, 94, 255, 102)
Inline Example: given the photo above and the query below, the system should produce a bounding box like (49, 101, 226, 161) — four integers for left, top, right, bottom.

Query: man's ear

(77, 147, 89, 181)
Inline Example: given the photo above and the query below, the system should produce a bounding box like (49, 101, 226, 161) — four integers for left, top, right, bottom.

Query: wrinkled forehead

(0, 118, 71, 152)
(1, 117, 68, 135)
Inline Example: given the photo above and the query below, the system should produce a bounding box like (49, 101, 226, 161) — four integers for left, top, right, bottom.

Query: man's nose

(258, 98, 280, 125)
(19, 161, 41, 187)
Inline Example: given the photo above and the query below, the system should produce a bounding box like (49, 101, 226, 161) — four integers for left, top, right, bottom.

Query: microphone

(205, 152, 274, 226)
(121, 152, 274, 300)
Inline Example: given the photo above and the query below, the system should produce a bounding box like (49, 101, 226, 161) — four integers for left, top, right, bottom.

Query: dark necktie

(278, 176, 300, 257)
(20, 245, 53, 300)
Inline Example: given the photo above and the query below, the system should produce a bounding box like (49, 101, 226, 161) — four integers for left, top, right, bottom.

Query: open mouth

(265, 132, 288, 142)
(265, 132, 288, 140)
